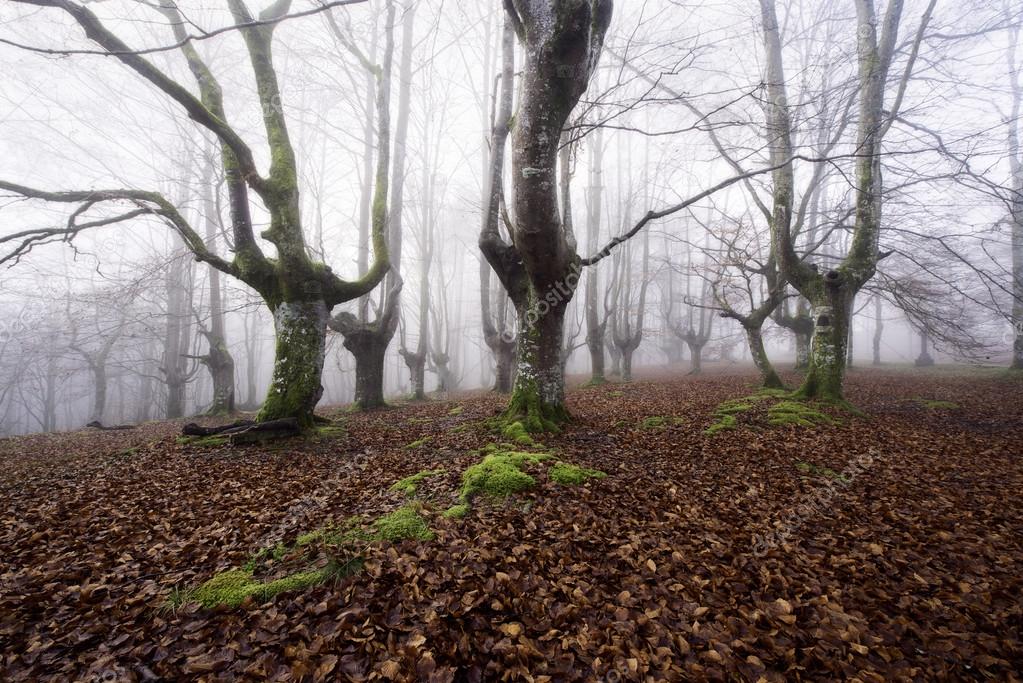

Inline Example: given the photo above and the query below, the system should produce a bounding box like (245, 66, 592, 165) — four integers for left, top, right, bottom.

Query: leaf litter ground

(0, 366, 1020, 681)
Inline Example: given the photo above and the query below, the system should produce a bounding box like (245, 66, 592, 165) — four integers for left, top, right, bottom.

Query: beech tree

(479, 0, 613, 431)
(0, 0, 390, 429)
(762, 0, 936, 400)
(329, 1, 413, 410)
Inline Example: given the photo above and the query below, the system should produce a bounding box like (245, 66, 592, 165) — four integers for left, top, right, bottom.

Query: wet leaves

(0, 369, 1021, 680)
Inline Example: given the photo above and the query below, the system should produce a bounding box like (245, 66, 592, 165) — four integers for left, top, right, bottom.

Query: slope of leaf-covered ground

(1, 366, 1021, 681)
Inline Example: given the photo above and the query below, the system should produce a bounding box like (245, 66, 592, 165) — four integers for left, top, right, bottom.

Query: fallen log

(181, 418, 301, 444)
(86, 421, 135, 431)
(182, 420, 255, 437)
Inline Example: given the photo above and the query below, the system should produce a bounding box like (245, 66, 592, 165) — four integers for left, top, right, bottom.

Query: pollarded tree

(762, 0, 936, 401)
(479, 0, 613, 431)
(328, 1, 414, 411)
(0, 0, 391, 429)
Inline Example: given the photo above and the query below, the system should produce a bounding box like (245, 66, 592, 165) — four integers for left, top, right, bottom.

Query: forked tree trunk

(486, 1, 611, 431)
(607, 335, 622, 377)
(257, 300, 329, 429)
(405, 353, 426, 400)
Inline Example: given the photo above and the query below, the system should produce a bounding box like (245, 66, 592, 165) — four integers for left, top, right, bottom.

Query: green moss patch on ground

(549, 462, 607, 486)
(189, 567, 330, 608)
(460, 449, 552, 501)
(768, 401, 837, 427)
(372, 505, 434, 542)
(706, 390, 841, 434)
(638, 415, 686, 429)
(390, 469, 446, 497)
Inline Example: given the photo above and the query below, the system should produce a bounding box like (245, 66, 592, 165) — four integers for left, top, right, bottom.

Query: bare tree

(480, 0, 613, 431)
(329, 1, 414, 410)
(0, 0, 390, 429)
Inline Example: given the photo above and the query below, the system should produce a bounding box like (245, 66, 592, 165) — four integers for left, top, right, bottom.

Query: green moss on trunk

(257, 300, 329, 429)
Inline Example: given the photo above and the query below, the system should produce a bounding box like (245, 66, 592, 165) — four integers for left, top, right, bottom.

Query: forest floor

(1, 365, 1021, 682)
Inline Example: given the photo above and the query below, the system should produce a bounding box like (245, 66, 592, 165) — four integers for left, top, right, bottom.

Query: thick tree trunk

(257, 300, 329, 428)
(348, 336, 388, 410)
(588, 333, 606, 384)
(792, 285, 853, 402)
(407, 354, 426, 401)
(607, 335, 622, 377)
(794, 330, 810, 370)
(505, 296, 569, 431)
(746, 326, 785, 390)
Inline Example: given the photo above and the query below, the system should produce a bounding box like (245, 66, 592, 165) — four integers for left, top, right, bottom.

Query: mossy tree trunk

(258, 300, 330, 428)
(505, 293, 571, 431)
(204, 340, 236, 416)
(400, 350, 427, 400)
(480, 3, 612, 431)
(790, 285, 853, 401)
(761, 0, 931, 402)
(346, 329, 389, 410)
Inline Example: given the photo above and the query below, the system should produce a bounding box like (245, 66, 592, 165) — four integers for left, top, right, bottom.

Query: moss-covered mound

(373, 505, 434, 541)
(460, 449, 552, 500)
